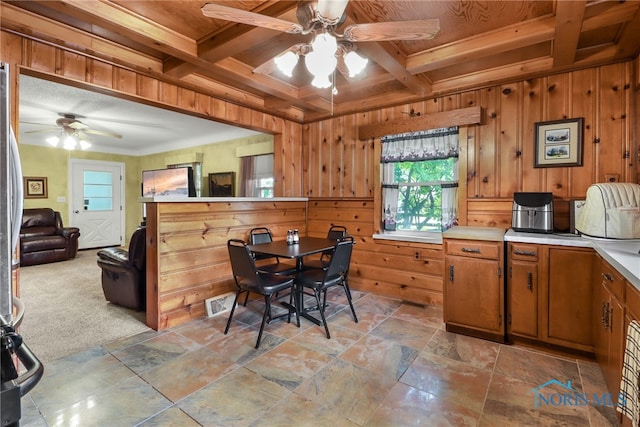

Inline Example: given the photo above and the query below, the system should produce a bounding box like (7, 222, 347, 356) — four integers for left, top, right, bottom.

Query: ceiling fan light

(63, 135, 77, 150)
(311, 33, 337, 56)
(344, 51, 368, 77)
(274, 51, 298, 77)
(79, 139, 91, 150)
(305, 50, 336, 88)
(46, 135, 60, 146)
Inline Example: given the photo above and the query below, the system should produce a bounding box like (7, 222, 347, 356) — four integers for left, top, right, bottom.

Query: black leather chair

(96, 226, 146, 311)
(302, 225, 348, 270)
(296, 236, 357, 339)
(20, 208, 80, 266)
(225, 239, 298, 349)
(248, 227, 297, 275)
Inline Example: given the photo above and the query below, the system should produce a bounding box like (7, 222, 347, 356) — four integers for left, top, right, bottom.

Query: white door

(69, 159, 124, 249)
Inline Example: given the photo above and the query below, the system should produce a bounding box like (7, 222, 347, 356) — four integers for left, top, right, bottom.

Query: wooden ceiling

(2, 1, 639, 123)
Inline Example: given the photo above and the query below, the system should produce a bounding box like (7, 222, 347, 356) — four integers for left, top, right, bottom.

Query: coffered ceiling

(2, 1, 640, 123)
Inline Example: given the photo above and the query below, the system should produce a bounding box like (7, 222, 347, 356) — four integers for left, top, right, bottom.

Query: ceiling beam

(58, 0, 197, 59)
(552, 1, 586, 67)
(406, 16, 555, 75)
(0, 3, 162, 72)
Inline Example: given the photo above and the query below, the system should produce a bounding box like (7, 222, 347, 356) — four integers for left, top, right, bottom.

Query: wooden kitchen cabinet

(507, 243, 539, 339)
(547, 247, 594, 351)
(506, 243, 594, 352)
(444, 236, 505, 343)
(593, 254, 626, 397)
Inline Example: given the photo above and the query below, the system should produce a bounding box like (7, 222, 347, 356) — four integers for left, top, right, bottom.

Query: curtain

(239, 156, 254, 197)
(381, 126, 459, 231)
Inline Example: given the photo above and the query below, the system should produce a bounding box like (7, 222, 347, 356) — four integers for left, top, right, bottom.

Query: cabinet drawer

(601, 262, 625, 302)
(510, 243, 538, 261)
(446, 240, 499, 260)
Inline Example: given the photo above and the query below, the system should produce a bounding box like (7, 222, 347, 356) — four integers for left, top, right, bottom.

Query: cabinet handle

(602, 272, 613, 282)
(608, 306, 613, 332)
(461, 247, 481, 253)
(514, 249, 536, 257)
(527, 272, 533, 291)
(449, 265, 454, 282)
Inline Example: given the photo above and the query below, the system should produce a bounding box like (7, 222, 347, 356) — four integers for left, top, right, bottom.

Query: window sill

(372, 232, 443, 245)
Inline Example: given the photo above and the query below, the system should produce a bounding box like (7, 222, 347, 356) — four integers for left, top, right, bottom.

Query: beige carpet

(16, 249, 150, 363)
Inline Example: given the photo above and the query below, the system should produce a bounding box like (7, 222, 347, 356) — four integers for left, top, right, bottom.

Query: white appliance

(1, 62, 44, 426)
(576, 183, 640, 239)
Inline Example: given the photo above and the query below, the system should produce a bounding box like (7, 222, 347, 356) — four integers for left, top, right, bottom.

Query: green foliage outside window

(393, 158, 456, 231)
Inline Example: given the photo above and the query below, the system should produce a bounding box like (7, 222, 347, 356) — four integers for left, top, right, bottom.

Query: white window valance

(381, 126, 459, 163)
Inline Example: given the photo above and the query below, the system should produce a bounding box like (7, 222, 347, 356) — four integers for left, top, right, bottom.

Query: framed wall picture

(208, 172, 235, 197)
(24, 176, 48, 199)
(534, 118, 584, 168)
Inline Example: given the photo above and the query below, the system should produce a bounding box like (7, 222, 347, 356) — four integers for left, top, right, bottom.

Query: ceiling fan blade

(67, 120, 89, 130)
(201, 3, 303, 34)
(343, 19, 440, 42)
(316, 0, 349, 24)
(24, 128, 58, 134)
(83, 129, 122, 139)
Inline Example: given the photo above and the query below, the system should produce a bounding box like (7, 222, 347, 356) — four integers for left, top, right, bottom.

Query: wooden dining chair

(303, 225, 348, 271)
(295, 236, 357, 339)
(225, 239, 298, 349)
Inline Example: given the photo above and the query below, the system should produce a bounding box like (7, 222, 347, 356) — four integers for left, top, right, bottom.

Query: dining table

(248, 237, 336, 325)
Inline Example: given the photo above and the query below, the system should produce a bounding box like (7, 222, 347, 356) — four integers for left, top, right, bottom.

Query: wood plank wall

(303, 61, 637, 230)
(0, 30, 304, 197)
(145, 200, 307, 330)
(307, 198, 444, 306)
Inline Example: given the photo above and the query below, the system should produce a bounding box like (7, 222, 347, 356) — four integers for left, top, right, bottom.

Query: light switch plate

(57, 196, 66, 203)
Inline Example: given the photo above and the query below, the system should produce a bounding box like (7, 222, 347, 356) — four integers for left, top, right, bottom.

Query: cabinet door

(445, 255, 502, 334)
(593, 279, 609, 367)
(607, 295, 624, 397)
(508, 260, 538, 339)
(547, 248, 594, 350)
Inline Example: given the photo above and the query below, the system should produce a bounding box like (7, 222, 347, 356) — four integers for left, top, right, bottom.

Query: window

(239, 154, 274, 197)
(83, 171, 113, 211)
(381, 127, 459, 233)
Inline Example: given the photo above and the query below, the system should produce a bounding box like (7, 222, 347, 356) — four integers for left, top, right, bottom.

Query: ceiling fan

(25, 113, 122, 138)
(24, 113, 122, 150)
(201, 1, 440, 88)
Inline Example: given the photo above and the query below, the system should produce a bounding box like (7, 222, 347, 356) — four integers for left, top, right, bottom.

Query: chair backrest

(324, 236, 355, 280)
(249, 227, 275, 260)
(128, 226, 147, 270)
(227, 239, 259, 286)
(326, 225, 348, 241)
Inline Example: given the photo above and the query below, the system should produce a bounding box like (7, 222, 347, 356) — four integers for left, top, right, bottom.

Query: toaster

(575, 183, 640, 239)
(512, 192, 554, 233)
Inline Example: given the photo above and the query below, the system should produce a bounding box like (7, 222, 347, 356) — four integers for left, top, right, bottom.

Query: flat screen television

(142, 166, 196, 197)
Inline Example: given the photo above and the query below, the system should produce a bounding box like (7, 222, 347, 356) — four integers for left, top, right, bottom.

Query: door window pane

(83, 171, 113, 211)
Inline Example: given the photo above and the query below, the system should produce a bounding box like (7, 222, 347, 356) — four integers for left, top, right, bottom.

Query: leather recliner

(96, 226, 146, 311)
(20, 208, 80, 267)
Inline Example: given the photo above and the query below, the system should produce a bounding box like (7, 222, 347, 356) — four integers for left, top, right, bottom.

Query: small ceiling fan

(201, 1, 440, 87)
(24, 113, 123, 139)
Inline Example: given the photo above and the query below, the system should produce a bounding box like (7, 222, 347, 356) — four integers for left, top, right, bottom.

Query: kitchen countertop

(443, 226, 506, 242)
(505, 229, 640, 289)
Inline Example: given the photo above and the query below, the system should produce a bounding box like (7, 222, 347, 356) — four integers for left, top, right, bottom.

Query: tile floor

(20, 290, 620, 426)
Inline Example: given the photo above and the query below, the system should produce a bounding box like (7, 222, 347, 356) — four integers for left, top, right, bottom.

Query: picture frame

(208, 172, 235, 197)
(24, 176, 48, 199)
(534, 118, 584, 168)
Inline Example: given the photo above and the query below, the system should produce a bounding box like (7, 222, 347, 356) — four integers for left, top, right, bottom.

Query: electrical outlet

(605, 174, 619, 183)
(57, 196, 66, 203)
(414, 251, 420, 260)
